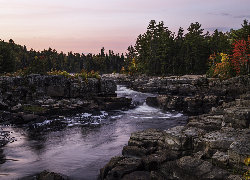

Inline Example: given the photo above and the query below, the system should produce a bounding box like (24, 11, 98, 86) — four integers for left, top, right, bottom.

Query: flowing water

(0, 85, 189, 180)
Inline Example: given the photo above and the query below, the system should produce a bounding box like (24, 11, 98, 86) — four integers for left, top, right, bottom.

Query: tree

(24, 55, 48, 75)
(184, 22, 209, 74)
(124, 45, 136, 73)
(0, 40, 15, 74)
(230, 36, 250, 75)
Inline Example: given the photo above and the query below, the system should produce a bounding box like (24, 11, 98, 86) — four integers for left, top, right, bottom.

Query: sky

(1, 0, 250, 55)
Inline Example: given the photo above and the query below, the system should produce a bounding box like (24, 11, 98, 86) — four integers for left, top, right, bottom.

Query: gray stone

(163, 126, 205, 153)
(122, 146, 148, 159)
(212, 151, 229, 168)
(100, 156, 127, 180)
(121, 171, 150, 180)
(22, 114, 39, 122)
(128, 128, 164, 150)
(228, 140, 250, 165)
(175, 156, 230, 180)
(104, 158, 142, 180)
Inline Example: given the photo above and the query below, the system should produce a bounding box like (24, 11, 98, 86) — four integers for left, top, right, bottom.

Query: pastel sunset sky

(1, 0, 250, 55)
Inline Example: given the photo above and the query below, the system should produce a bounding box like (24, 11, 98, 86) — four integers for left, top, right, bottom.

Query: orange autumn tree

(231, 36, 250, 75)
(212, 53, 232, 79)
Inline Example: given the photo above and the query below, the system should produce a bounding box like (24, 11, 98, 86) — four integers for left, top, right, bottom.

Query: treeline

(1, 19, 250, 77)
(0, 41, 124, 74)
(124, 19, 250, 76)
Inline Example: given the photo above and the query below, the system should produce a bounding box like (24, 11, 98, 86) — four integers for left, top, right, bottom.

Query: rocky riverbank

(0, 74, 131, 125)
(100, 93, 250, 180)
(145, 75, 250, 114)
(0, 74, 132, 180)
(103, 74, 250, 114)
(99, 74, 250, 180)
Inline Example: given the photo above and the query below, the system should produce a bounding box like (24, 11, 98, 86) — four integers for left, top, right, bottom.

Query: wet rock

(145, 97, 159, 107)
(94, 97, 132, 110)
(104, 158, 143, 180)
(100, 156, 127, 180)
(22, 114, 39, 122)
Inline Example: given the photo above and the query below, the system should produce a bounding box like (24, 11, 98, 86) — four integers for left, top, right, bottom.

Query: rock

(223, 107, 250, 128)
(175, 156, 230, 180)
(100, 156, 127, 180)
(228, 140, 250, 165)
(141, 150, 179, 171)
(193, 128, 250, 153)
(163, 126, 206, 154)
(225, 175, 245, 180)
(157, 161, 178, 179)
(104, 158, 143, 180)
(149, 171, 165, 180)
(186, 115, 223, 132)
(46, 85, 65, 98)
(11, 103, 22, 111)
(22, 114, 39, 122)
(122, 146, 148, 159)
(0, 100, 8, 110)
(202, 95, 219, 113)
(35, 170, 70, 180)
(146, 97, 159, 107)
(121, 171, 150, 180)
(43, 99, 55, 105)
(128, 128, 164, 150)
(94, 97, 132, 110)
(183, 95, 203, 113)
(212, 151, 229, 169)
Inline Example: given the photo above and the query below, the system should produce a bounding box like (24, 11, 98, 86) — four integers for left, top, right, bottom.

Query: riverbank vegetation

(0, 20, 249, 79)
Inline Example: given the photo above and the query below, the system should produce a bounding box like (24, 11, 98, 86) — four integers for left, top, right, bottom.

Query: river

(0, 85, 188, 180)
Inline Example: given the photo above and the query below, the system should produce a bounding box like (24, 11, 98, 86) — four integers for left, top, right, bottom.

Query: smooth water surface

(0, 85, 188, 180)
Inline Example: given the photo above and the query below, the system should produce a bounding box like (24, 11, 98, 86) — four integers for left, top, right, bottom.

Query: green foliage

(47, 68, 100, 80)
(23, 55, 48, 75)
(127, 19, 250, 77)
(48, 68, 71, 78)
(244, 156, 250, 180)
(0, 40, 124, 76)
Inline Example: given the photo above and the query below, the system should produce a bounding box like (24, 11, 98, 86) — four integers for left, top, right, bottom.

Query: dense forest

(0, 43, 124, 75)
(0, 19, 250, 78)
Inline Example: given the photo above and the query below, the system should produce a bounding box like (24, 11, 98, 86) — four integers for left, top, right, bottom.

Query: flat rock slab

(194, 128, 250, 152)
(128, 128, 164, 149)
